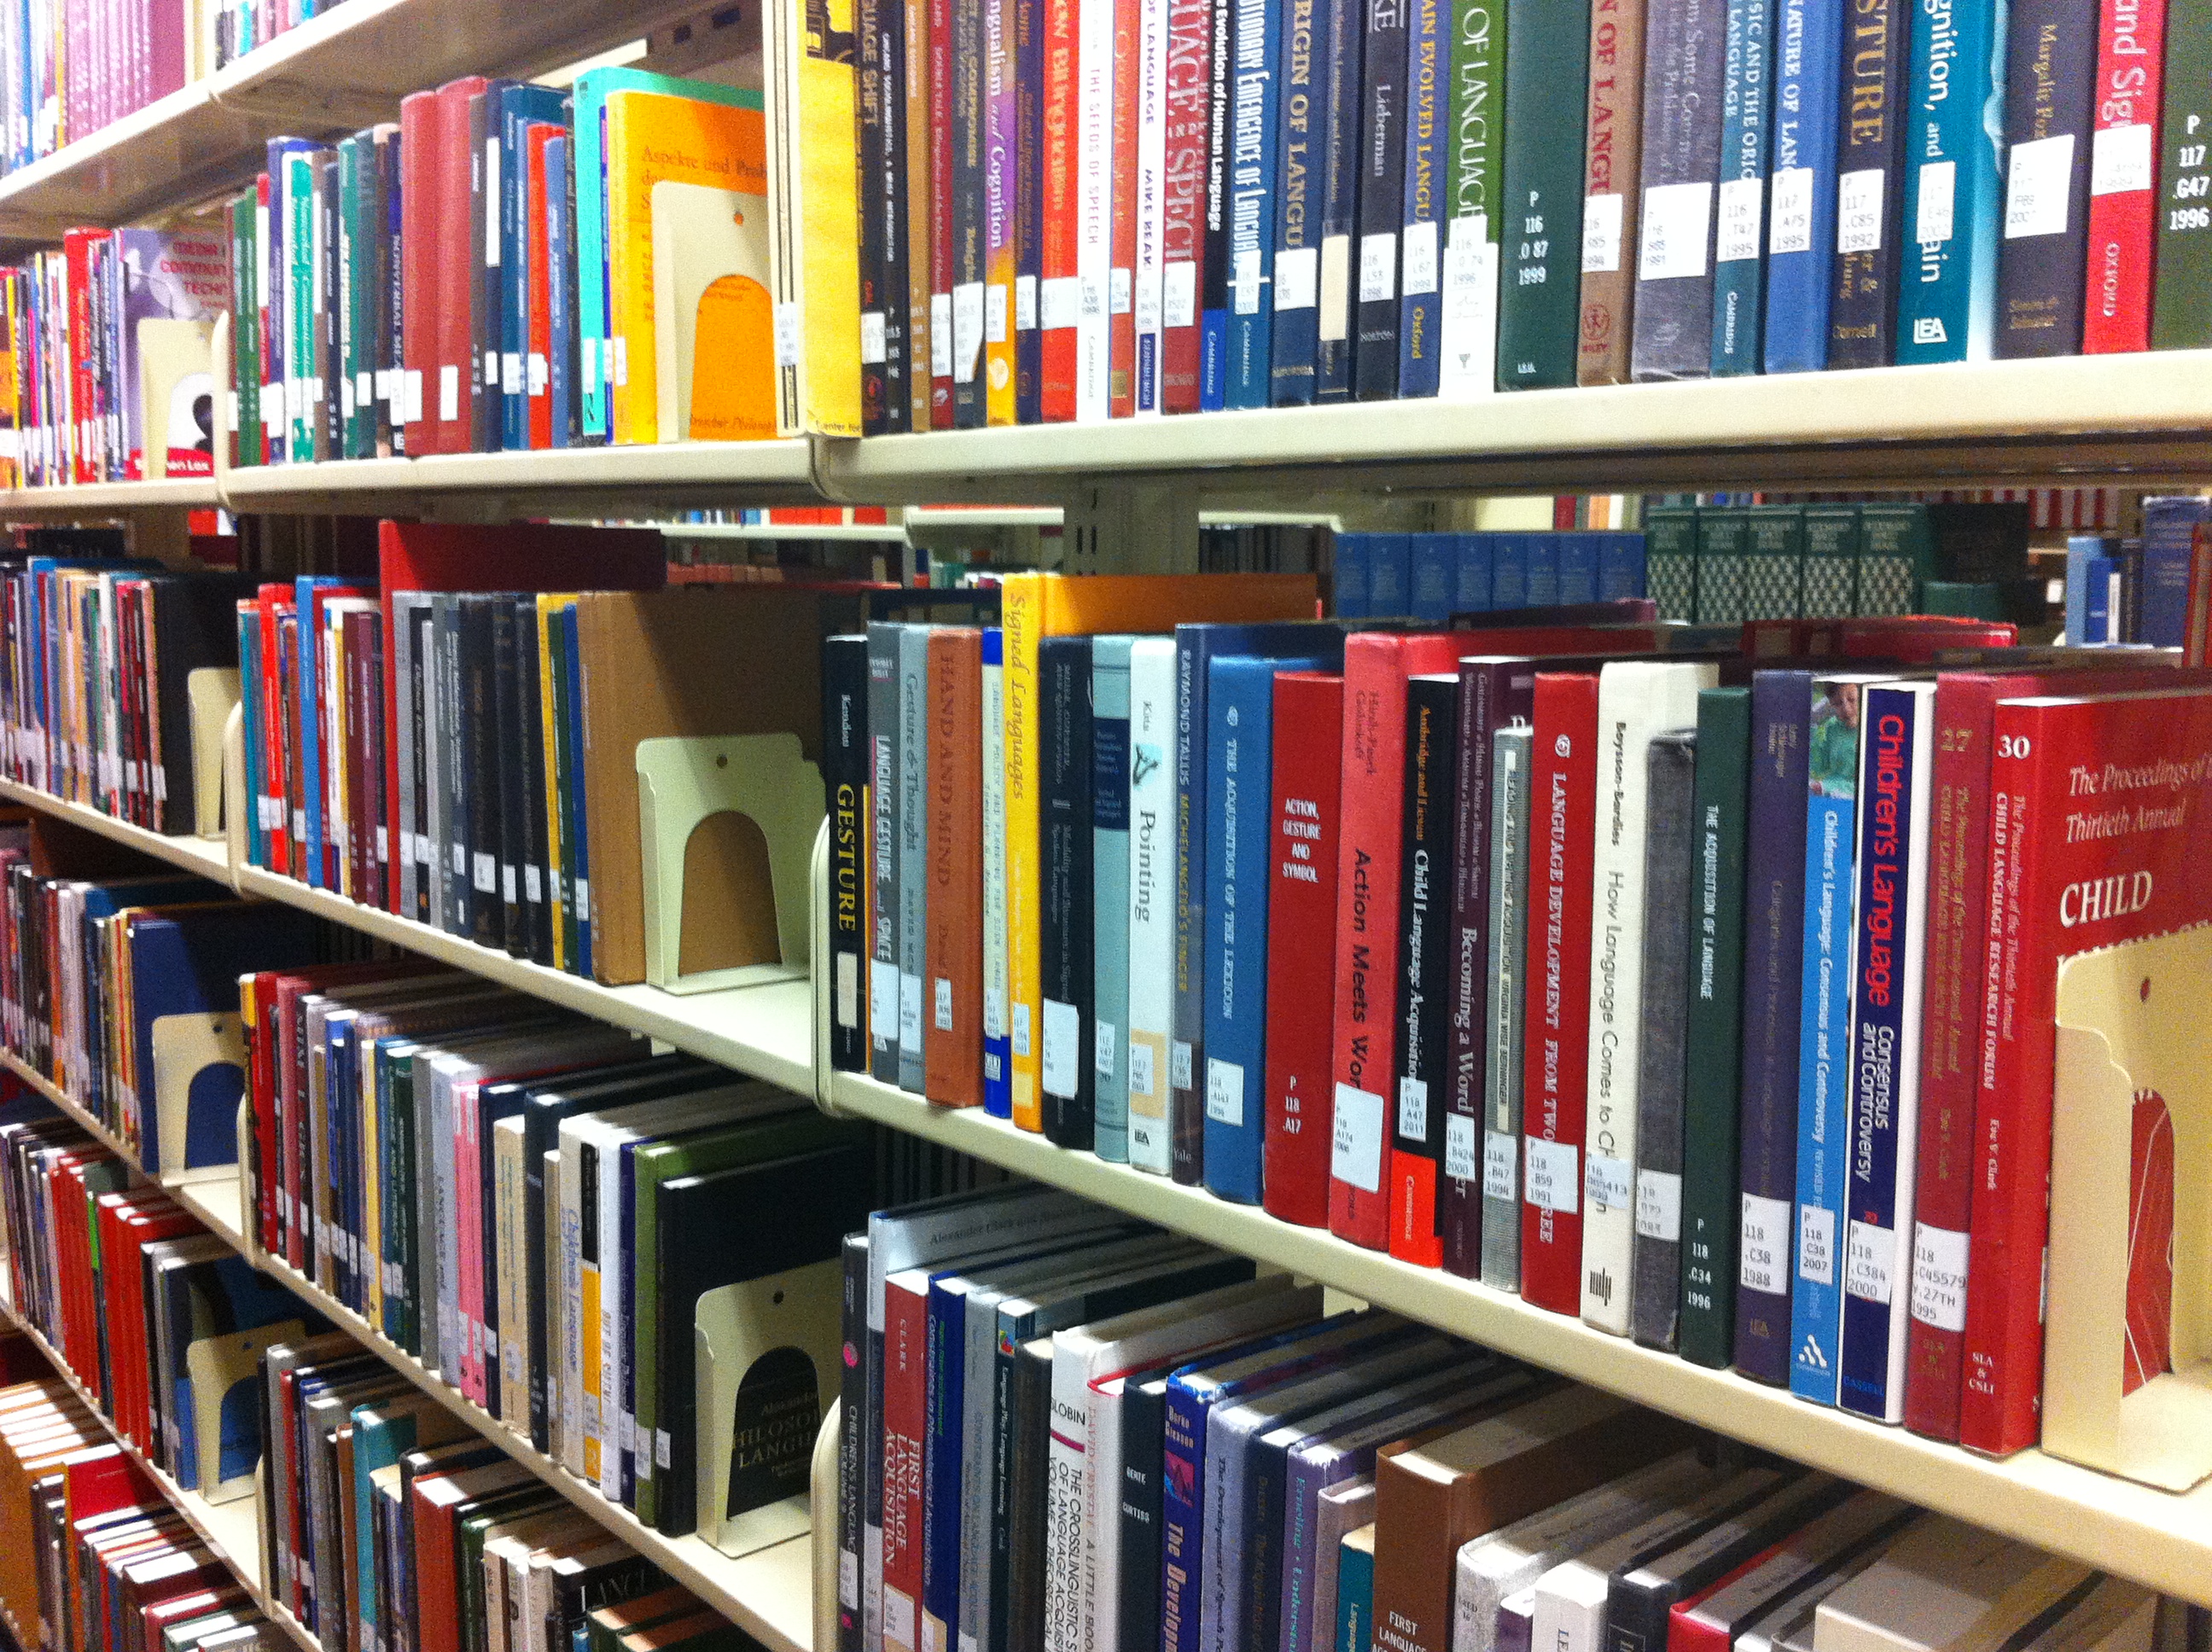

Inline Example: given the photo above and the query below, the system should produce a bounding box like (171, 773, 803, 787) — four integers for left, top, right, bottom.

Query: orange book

(925, 628, 986, 1105)
(1108, 0, 1140, 417)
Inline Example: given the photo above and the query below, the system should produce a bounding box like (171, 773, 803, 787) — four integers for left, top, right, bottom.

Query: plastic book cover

(112, 229, 226, 480)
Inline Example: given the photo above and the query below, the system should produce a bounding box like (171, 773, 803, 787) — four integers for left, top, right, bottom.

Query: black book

(836, 1234, 869, 1652)
(492, 597, 529, 957)
(1392, 674, 1459, 1247)
(1039, 635, 1096, 1147)
(650, 1140, 872, 1538)
(993, 1335, 1056, 1652)
(468, 83, 517, 451)
(1353, 0, 1410, 398)
(433, 594, 467, 934)
(1202, 0, 1236, 409)
(545, 1553, 664, 1648)
(513, 596, 554, 967)
(1313, 0, 1367, 401)
(824, 635, 873, 1072)
(867, 622, 903, 1083)
(1628, 0, 1730, 381)
(1824, 0, 1906, 366)
(459, 593, 505, 952)
(1629, 728, 1697, 1352)
(1604, 1476, 1857, 1652)
(1992, 0, 2095, 357)
(405, 601, 435, 925)
(1014, 0, 1045, 422)
(145, 572, 258, 835)
(364, 125, 389, 457)
(1115, 1369, 1173, 1652)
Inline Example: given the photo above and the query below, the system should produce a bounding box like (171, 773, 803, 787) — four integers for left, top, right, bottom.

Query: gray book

(390, 592, 428, 922)
(1480, 725, 1533, 1291)
(897, 623, 929, 1093)
(439, 594, 470, 935)
(1627, 0, 1730, 381)
(1630, 730, 1699, 1350)
(865, 622, 901, 1085)
(1091, 637, 1137, 1162)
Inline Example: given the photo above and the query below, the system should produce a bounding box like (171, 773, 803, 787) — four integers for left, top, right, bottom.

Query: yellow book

(650, 179, 775, 442)
(603, 89, 770, 446)
(997, 573, 1319, 1131)
(765, 0, 864, 436)
(538, 595, 572, 974)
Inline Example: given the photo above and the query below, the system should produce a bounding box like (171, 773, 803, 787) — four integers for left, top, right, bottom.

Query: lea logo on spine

(2059, 870, 2153, 928)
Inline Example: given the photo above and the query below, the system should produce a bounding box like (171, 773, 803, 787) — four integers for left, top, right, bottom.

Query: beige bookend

(189, 667, 240, 839)
(185, 1320, 306, 1503)
(137, 317, 216, 480)
(636, 733, 823, 994)
(223, 701, 247, 879)
(695, 1257, 842, 1556)
(651, 179, 774, 444)
(2045, 922, 2212, 1490)
(153, 1011, 246, 1183)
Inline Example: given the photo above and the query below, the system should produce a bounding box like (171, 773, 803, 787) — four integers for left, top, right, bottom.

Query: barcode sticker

(1359, 232, 1397, 303)
(1330, 1084, 1385, 1193)
(1445, 1115, 1478, 1183)
(1837, 167, 1884, 253)
(1846, 1220, 1895, 1303)
(1401, 218, 1441, 296)
(861, 311, 888, 364)
(1769, 167, 1814, 255)
(1164, 260, 1197, 328)
(1584, 1152, 1633, 1213)
(1915, 160, 1957, 245)
(1396, 1074, 1428, 1140)
(2091, 121, 2153, 196)
(1798, 1202, 1837, 1285)
(1639, 181, 1713, 280)
(1581, 193, 1624, 273)
(1274, 246, 1319, 312)
(1717, 177, 1763, 262)
(2005, 133, 2076, 238)
(1636, 1170, 1682, 1241)
(1205, 1058, 1244, 1127)
(1041, 999, 1080, 1097)
(1481, 1127, 1516, 1201)
(1909, 1223, 1969, 1330)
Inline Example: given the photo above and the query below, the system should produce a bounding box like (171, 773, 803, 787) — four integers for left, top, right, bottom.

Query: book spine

(923, 1288, 967, 1652)
(1495, 0, 1591, 386)
(899, 626, 931, 1093)
(928, 629, 987, 1108)
(882, 1283, 929, 1652)
(1077, 0, 1117, 418)
(1094, 645, 1133, 1160)
(1263, 672, 1346, 1227)
(869, 625, 904, 1085)
(954, 0, 988, 425)
(1127, 641, 1179, 1172)
(1018, 0, 1046, 419)
(1171, 634, 1207, 1184)
(2149, 0, 2212, 348)
(1442, 660, 1499, 1278)
(2080, 0, 2165, 352)
(1630, 0, 1728, 381)
(1110, 0, 1140, 416)
(929, 0, 958, 427)
(1575, 0, 1649, 385)
(1436, 0, 1504, 398)
(1824, 0, 1907, 368)
(1837, 683, 1930, 1423)
(1894, 0, 2006, 362)
(1396, 0, 1445, 396)
(1269, 0, 1327, 405)
(828, 636, 872, 1073)
(1628, 730, 1697, 1351)
(1116, 1383, 1168, 1652)
(1161, 0, 1210, 410)
(1709, 0, 1773, 374)
(1732, 670, 1807, 1382)
(1201, 0, 1231, 406)
(1041, 0, 1082, 418)
(1040, 636, 1097, 1143)
(907, 0, 939, 429)
(1313, 0, 1364, 398)
(1480, 724, 1534, 1290)
(987, 0, 1020, 422)
(1134, 0, 1170, 411)
(861, 0, 894, 432)
(1992, 0, 2097, 356)
(1388, 673, 1458, 1265)
(1353, 0, 1409, 398)
(985, 628, 1014, 1114)
(1759, 0, 1842, 372)
(1202, 660, 1282, 1201)
(1677, 689, 1749, 1370)
(1158, 1386, 1212, 1652)
(1787, 727, 1860, 1406)
(1225, 0, 1282, 407)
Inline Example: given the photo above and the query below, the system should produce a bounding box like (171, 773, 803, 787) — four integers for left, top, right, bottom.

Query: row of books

(0, 1364, 290, 1652)
(1333, 532, 1650, 621)
(835, 1182, 2183, 1652)
(2059, 499, 2212, 646)
(236, 954, 869, 1545)
(1, 224, 227, 488)
(820, 573, 2212, 1458)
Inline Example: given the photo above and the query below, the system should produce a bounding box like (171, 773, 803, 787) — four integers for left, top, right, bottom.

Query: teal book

(1893, 0, 2006, 362)
(351, 1396, 463, 1652)
(1709, 0, 1774, 375)
(1091, 637, 1138, 1163)
(1336, 1527, 1376, 1652)
(338, 136, 369, 458)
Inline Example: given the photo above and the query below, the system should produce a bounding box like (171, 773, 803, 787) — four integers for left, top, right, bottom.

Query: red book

(1159, 0, 1208, 411)
(305, 584, 374, 891)
(2081, 0, 2165, 353)
(526, 122, 561, 449)
(1903, 662, 2193, 1441)
(63, 229, 102, 485)
(1517, 671, 1600, 1315)
(398, 90, 439, 457)
(1959, 683, 2212, 1456)
(1329, 632, 1483, 1249)
(1108, 0, 1140, 417)
(930, 0, 957, 428)
(411, 1462, 535, 1652)
(1040, 0, 1081, 419)
(432, 77, 489, 455)
(254, 587, 292, 879)
(1263, 671, 1345, 1227)
(879, 1271, 932, 1652)
(924, 628, 985, 1106)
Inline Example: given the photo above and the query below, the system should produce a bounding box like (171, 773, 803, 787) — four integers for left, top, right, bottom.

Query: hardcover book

(1479, 725, 1534, 1291)
(1893, 0, 2006, 362)
(1496, 0, 1591, 387)
(1759, 0, 1841, 372)
(1992, 0, 2097, 357)
(1823, 0, 1907, 368)
(1575, 0, 1651, 385)
(1628, 730, 1698, 1351)
(1628, 0, 1728, 381)
(1709, 0, 1773, 375)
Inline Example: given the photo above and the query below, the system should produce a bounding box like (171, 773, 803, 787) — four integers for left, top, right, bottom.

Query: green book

(1677, 686, 1749, 1370)
(584, 1584, 703, 1652)
(338, 134, 368, 459)
(2152, 3, 2212, 350)
(1744, 506, 1805, 622)
(377, 1037, 424, 1352)
(1854, 503, 1930, 616)
(1644, 505, 1700, 621)
(230, 189, 260, 468)
(286, 149, 319, 462)
(628, 1108, 858, 1528)
(1440, 0, 1506, 395)
(1493, 0, 1589, 388)
(457, 1489, 562, 1652)
(1693, 507, 1750, 625)
(1801, 506, 1860, 617)
(351, 1393, 467, 1652)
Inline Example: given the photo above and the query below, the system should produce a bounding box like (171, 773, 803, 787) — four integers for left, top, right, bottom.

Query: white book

(1579, 659, 1717, 1334)
(1453, 1453, 1711, 1652)
(1074, 0, 1115, 420)
(1812, 1518, 2060, 1652)
(1437, 201, 1500, 401)
(1126, 638, 1179, 1172)
(1040, 1277, 1317, 1652)
(982, 638, 1010, 1102)
(1132, 0, 1170, 416)
(492, 1114, 530, 1426)
(1310, 1477, 1376, 1652)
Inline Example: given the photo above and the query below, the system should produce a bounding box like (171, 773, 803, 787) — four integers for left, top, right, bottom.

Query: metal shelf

(0, 479, 222, 514)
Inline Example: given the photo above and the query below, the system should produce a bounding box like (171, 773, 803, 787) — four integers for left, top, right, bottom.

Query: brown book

(1575, 0, 1650, 385)
(925, 627, 985, 1105)
(575, 587, 828, 986)
(1370, 1387, 1694, 1652)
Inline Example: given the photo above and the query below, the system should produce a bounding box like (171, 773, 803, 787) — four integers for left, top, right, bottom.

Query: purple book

(114, 227, 227, 481)
(984, 0, 1017, 406)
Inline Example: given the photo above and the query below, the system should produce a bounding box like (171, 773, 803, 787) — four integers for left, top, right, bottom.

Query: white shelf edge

(826, 1067, 2212, 1610)
(0, 478, 222, 513)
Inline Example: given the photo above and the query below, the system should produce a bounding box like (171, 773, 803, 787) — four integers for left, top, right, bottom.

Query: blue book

(923, 1269, 973, 1650)
(1837, 681, 1931, 1422)
(1760, 0, 1843, 374)
(1524, 533, 1560, 608)
(1268, 0, 1336, 404)
(1557, 533, 1598, 604)
(1599, 532, 1648, 599)
(1202, 654, 1333, 1202)
(1894, 0, 2005, 363)
(1367, 534, 1412, 617)
(1226, 0, 1284, 409)
(1788, 673, 1870, 1405)
(294, 574, 351, 891)
(1490, 533, 1528, 608)
(1711, 0, 1775, 374)
(560, 602, 593, 976)
(1410, 537, 1456, 622)
(2139, 496, 2209, 648)
(1334, 534, 1371, 618)
(2084, 556, 2115, 643)
(500, 84, 568, 450)
(2063, 534, 2112, 644)
(68, 875, 218, 1124)
(1455, 534, 1494, 615)
(983, 628, 1013, 1117)
(1093, 637, 1137, 1162)
(546, 134, 574, 445)
(1396, 0, 1446, 397)
(164, 1252, 304, 1492)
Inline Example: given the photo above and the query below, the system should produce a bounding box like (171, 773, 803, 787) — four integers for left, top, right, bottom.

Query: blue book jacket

(1226, 0, 1284, 408)
(1760, 0, 1843, 373)
(1093, 637, 1136, 1161)
(1455, 535, 1495, 614)
(1412, 538, 1457, 622)
(1894, 0, 2005, 363)
(984, 628, 1013, 1116)
(1558, 533, 1599, 605)
(1269, 0, 1338, 403)
(294, 574, 350, 891)
(1788, 676, 1864, 1405)
(1368, 534, 1412, 616)
(2140, 496, 2210, 648)
(1524, 533, 1560, 608)
(1334, 534, 1371, 618)
(547, 134, 574, 445)
(1489, 533, 1528, 608)
(1599, 532, 1649, 599)
(1396, 0, 1446, 397)
(923, 1276, 970, 1648)
(1711, 0, 1776, 374)
(500, 84, 568, 449)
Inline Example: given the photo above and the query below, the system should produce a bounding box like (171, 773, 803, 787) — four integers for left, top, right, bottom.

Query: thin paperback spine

(952, 0, 989, 426)
(1201, 0, 1233, 406)
(1126, 638, 1179, 1172)
(1134, 0, 1169, 411)
(1352, 0, 1409, 398)
(1093, 637, 1134, 1160)
(1110, 0, 1141, 416)
(1479, 724, 1533, 1291)
(983, 628, 1013, 1115)
(1042, 0, 1080, 420)
(1077, 0, 1117, 417)
(1396, 0, 1445, 397)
